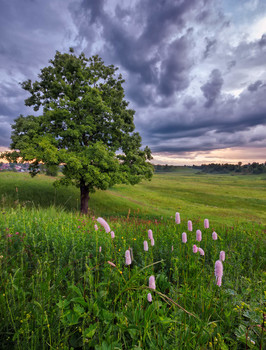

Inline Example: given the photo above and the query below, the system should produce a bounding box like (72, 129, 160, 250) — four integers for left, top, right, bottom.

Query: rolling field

(0, 171, 265, 349)
(0, 170, 265, 225)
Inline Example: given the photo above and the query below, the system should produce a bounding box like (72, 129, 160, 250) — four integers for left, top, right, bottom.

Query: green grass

(0, 171, 265, 225)
(0, 171, 265, 349)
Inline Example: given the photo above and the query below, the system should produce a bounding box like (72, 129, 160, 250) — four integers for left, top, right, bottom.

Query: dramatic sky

(0, 0, 266, 165)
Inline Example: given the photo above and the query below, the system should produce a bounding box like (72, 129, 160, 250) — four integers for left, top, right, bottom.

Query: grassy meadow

(0, 170, 265, 225)
(0, 171, 265, 349)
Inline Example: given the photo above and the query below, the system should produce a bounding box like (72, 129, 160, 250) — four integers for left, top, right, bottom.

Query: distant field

(0, 170, 265, 225)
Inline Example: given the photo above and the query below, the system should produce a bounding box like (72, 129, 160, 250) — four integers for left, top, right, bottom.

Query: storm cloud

(0, 0, 266, 163)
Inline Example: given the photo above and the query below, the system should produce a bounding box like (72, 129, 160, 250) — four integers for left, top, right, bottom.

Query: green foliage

(194, 162, 266, 175)
(0, 207, 265, 349)
(45, 164, 59, 177)
(1, 49, 153, 212)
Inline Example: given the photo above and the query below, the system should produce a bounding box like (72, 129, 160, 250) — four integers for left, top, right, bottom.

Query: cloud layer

(0, 0, 266, 164)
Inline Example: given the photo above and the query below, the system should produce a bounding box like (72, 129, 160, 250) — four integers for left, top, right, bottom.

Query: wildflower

(147, 293, 152, 302)
(193, 244, 198, 253)
(219, 251, 225, 261)
(144, 240, 148, 251)
(204, 219, 209, 229)
(129, 247, 133, 261)
(188, 220, 193, 231)
(107, 261, 116, 267)
(111, 231, 115, 239)
(125, 250, 132, 265)
(196, 230, 202, 242)
(175, 212, 181, 224)
(212, 231, 218, 240)
(148, 229, 153, 240)
(149, 275, 156, 290)
(97, 217, 111, 233)
(182, 232, 187, 243)
(171, 245, 174, 251)
(215, 260, 223, 286)
(99, 246, 102, 253)
(15, 232, 19, 235)
(151, 238, 155, 246)
(94, 224, 98, 231)
(198, 247, 205, 256)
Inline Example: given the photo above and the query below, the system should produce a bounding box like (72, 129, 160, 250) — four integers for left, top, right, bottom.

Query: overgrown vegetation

(0, 172, 265, 349)
(0, 208, 265, 349)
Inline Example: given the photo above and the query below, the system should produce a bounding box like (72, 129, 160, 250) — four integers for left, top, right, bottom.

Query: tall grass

(0, 207, 265, 349)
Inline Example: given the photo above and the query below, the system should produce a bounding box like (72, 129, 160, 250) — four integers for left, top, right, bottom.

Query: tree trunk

(80, 182, 90, 215)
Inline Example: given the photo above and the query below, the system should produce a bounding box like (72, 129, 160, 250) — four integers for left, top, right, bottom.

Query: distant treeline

(154, 164, 192, 172)
(154, 162, 266, 174)
(194, 162, 266, 174)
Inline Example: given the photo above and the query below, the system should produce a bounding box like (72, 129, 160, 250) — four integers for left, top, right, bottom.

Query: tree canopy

(2, 49, 153, 213)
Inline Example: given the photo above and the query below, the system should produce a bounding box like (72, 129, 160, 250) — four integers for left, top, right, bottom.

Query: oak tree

(3, 49, 153, 214)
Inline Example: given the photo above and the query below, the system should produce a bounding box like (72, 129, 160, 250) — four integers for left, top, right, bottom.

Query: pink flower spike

(175, 212, 181, 224)
(148, 229, 153, 240)
(193, 244, 198, 253)
(107, 261, 116, 267)
(129, 247, 133, 261)
(94, 224, 98, 231)
(219, 251, 225, 262)
(215, 260, 223, 279)
(110, 231, 115, 239)
(125, 250, 132, 265)
(182, 232, 187, 243)
(99, 246, 102, 253)
(212, 231, 218, 240)
(147, 293, 152, 302)
(151, 238, 155, 246)
(97, 217, 111, 233)
(217, 276, 222, 287)
(171, 245, 174, 251)
(188, 220, 193, 231)
(144, 240, 148, 251)
(196, 230, 202, 242)
(204, 219, 209, 229)
(15, 232, 19, 235)
(198, 247, 205, 256)
(149, 275, 156, 290)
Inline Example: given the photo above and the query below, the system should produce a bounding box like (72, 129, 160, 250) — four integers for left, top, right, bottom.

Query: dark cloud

(259, 33, 266, 47)
(138, 0, 199, 45)
(79, 0, 105, 24)
(158, 32, 194, 96)
(203, 37, 216, 59)
(227, 60, 236, 71)
(0, 0, 265, 160)
(201, 69, 224, 108)
(137, 80, 266, 153)
(248, 80, 263, 92)
(183, 96, 197, 109)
